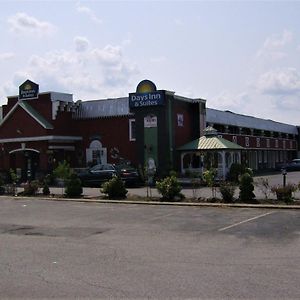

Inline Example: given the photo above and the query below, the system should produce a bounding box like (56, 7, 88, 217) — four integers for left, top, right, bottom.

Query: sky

(0, 0, 300, 125)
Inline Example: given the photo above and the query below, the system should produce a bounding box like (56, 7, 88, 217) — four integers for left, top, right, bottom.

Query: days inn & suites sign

(129, 80, 164, 108)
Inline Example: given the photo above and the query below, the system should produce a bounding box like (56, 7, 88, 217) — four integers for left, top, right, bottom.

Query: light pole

(281, 168, 287, 187)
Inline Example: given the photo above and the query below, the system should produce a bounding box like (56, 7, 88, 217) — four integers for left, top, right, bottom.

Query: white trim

(0, 135, 82, 143)
(129, 118, 136, 141)
(9, 148, 40, 154)
(48, 145, 75, 151)
(19, 102, 50, 129)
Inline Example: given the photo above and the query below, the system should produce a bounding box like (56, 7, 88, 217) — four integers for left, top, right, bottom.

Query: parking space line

(218, 211, 276, 232)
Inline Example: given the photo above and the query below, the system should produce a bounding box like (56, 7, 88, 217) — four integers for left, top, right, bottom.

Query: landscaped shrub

(156, 174, 184, 201)
(42, 183, 50, 196)
(228, 163, 246, 182)
(23, 180, 40, 196)
(65, 174, 83, 198)
(203, 169, 217, 198)
(271, 184, 296, 204)
(219, 182, 236, 203)
(255, 178, 271, 199)
(239, 173, 256, 203)
(101, 176, 128, 199)
(53, 160, 73, 194)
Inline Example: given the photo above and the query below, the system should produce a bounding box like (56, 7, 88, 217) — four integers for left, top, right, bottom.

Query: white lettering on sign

(129, 92, 163, 107)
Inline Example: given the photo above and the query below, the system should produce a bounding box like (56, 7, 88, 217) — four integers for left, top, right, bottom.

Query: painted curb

(1, 195, 300, 209)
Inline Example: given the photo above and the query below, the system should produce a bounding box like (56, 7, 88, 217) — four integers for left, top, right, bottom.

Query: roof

(207, 108, 298, 135)
(0, 101, 54, 129)
(178, 135, 244, 151)
(73, 97, 131, 119)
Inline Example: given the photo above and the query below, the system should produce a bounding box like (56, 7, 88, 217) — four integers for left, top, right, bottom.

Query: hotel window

(177, 114, 184, 127)
(266, 139, 270, 148)
(256, 138, 260, 147)
(245, 137, 249, 147)
(258, 150, 262, 163)
(275, 139, 278, 148)
(129, 119, 136, 141)
(264, 151, 268, 163)
(283, 140, 286, 149)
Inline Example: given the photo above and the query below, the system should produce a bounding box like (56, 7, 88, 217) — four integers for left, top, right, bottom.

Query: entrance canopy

(177, 127, 244, 179)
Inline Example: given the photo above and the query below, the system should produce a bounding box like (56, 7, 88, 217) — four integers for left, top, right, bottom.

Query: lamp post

(281, 168, 287, 187)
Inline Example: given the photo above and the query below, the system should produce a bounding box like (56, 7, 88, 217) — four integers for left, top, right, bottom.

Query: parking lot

(0, 199, 299, 299)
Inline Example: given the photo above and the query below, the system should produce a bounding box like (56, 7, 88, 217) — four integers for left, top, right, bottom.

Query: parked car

(276, 159, 300, 172)
(77, 164, 118, 187)
(114, 164, 142, 187)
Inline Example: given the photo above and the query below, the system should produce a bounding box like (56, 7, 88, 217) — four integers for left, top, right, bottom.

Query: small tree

(101, 176, 128, 199)
(255, 178, 271, 200)
(203, 169, 217, 199)
(239, 173, 256, 203)
(53, 160, 73, 194)
(156, 174, 184, 201)
(219, 182, 236, 203)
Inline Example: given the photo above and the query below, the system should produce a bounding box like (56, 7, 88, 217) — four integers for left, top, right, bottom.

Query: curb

(1, 195, 300, 209)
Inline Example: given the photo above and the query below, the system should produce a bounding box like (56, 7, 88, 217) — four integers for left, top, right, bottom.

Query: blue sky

(0, 0, 300, 125)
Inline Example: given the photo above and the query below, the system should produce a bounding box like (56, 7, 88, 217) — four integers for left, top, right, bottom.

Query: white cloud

(7, 12, 56, 36)
(257, 68, 300, 96)
(2, 42, 139, 100)
(74, 36, 90, 52)
(256, 30, 293, 61)
(150, 56, 166, 63)
(0, 52, 15, 61)
(76, 2, 102, 24)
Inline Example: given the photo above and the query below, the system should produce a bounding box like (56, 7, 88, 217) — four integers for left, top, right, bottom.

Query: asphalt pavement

(0, 199, 299, 299)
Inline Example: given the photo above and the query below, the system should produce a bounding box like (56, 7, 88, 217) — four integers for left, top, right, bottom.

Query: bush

(42, 183, 50, 196)
(65, 174, 83, 198)
(156, 175, 184, 201)
(101, 176, 128, 199)
(219, 182, 236, 203)
(228, 163, 246, 182)
(23, 180, 40, 196)
(203, 169, 217, 198)
(53, 160, 72, 183)
(239, 173, 256, 203)
(271, 184, 296, 204)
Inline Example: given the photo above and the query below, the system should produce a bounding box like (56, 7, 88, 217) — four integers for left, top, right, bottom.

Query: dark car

(276, 159, 300, 172)
(77, 163, 118, 187)
(286, 159, 300, 171)
(114, 164, 142, 187)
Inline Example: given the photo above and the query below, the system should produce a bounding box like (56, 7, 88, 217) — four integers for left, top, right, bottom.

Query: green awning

(178, 135, 244, 151)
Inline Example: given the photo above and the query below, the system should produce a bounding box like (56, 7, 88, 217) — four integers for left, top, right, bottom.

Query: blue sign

(19, 79, 39, 100)
(129, 91, 165, 108)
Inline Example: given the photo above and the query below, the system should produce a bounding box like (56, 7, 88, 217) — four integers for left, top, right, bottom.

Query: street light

(281, 168, 287, 187)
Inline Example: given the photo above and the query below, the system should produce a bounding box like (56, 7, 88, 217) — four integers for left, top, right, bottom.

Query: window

(177, 114, 184, 127)
(129, 119, 136, 141)
(245, 137, 249, 147)
(232, 136, 237, 143)
(275, 139, 278, 148)
(256, 138, 260, 147)
(266, 139, 270, 148)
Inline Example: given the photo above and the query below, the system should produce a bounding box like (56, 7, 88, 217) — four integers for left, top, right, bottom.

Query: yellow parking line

(218, 211, 276, 232)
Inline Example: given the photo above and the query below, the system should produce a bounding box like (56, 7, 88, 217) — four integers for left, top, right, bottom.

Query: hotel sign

(129, 91, 164, 108)
(19, 79, 39, 100)
(129, 79, 164, 108)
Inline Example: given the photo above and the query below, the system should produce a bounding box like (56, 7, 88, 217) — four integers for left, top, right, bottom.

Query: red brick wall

(173, 101, 199, 148)
(75, 116, 138, 166)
